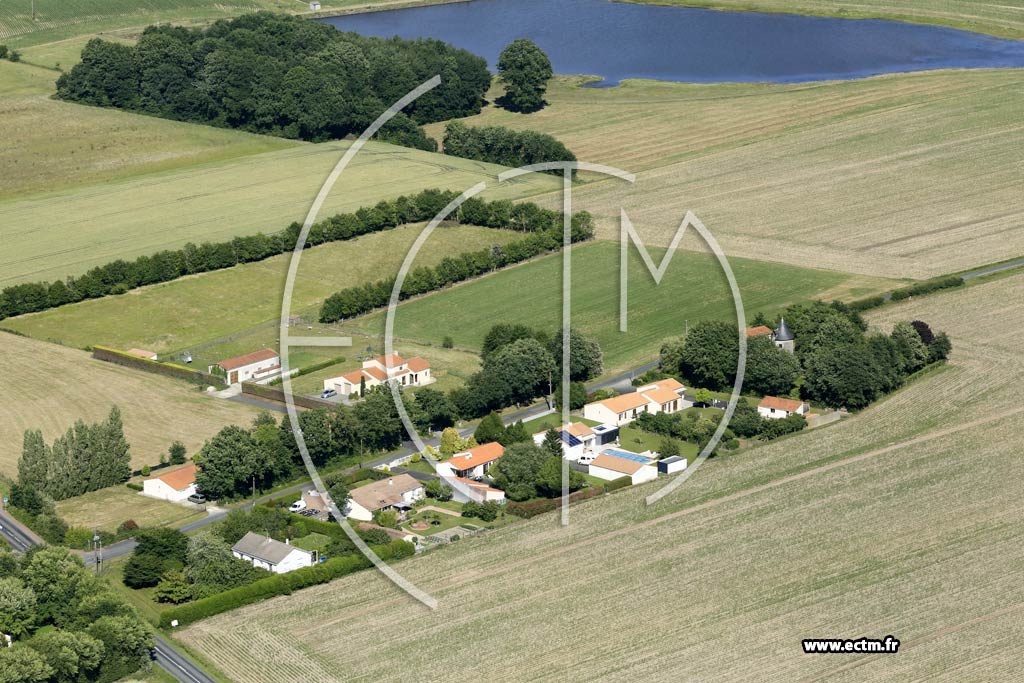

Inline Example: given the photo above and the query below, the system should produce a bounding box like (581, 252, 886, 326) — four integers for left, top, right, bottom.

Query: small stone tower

(773, 318, 795, 353)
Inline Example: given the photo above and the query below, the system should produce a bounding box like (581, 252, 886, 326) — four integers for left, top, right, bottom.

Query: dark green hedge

(320, 209, 595, 322)
(159, 540, 413, 628)
(850, 275, 964, 312)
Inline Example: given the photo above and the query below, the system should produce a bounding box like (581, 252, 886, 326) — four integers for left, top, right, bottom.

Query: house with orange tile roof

(437, 442, 505, 479)
(322, 353, 432, 397)
(210, 349, 280, 385)
(582, 378, 691, 426)
(142, 463, 198, 503)
(757, 396, 809, 419)
(588, 452, 658, 485)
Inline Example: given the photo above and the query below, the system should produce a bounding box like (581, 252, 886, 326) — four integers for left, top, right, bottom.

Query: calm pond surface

(323, 0, 1024, 85)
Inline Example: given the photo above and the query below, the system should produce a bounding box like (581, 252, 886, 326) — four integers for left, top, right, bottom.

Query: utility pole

(32, 0, 36, 22)
(93, 528, 103, 575)
(252, 475, 256, 507)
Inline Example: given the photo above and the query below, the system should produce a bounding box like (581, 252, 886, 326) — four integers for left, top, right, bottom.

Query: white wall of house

(583, 402, 649, 427)
(232, 548, 313, 574)
(758, 403, 808, 420)
(589, 463, 658, 485)
(142, 479, 195, 503)
(227, 357, 280, 384)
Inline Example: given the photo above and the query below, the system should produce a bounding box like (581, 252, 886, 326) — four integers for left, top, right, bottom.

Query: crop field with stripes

(433, 68, 1024, 279)
(179, 271, 1024, 682)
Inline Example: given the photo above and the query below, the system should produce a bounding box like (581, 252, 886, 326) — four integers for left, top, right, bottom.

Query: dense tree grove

(659, 301, 952, 411)
(0, 546, 154, 683)
(16, 407, 130, 501)
(496, 38, 553, 112)
(55, 13, 490, 142)
(452, 324, 603, 419)
(443, 121, 575, 172)
(193, 390, 425, 500)
(0, 188, 480, 322)
(319, 207, 595, 323)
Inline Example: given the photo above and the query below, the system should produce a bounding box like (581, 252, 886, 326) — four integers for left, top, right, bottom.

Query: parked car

(289, 499, 307, 513)
(320, 388, 337, 399)
(578, 453, 596, 465)
(188, 493, 206, 504)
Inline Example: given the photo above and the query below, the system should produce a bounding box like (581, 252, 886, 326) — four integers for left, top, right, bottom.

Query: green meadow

(354, 240, 898, 374)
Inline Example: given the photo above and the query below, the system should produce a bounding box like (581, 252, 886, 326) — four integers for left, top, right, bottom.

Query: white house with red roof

(582, 378, 691, 426)
(437, 442, 504, 480)
(142, 464, 198, 503)
(210, 348, 280, 385)
(323, 353, 432, 397)
(758, 396, 810, 419)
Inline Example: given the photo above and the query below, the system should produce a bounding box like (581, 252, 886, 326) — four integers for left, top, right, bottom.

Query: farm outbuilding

(210, 349, 280, 385)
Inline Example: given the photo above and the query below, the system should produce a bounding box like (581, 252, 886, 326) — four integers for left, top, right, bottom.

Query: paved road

(154, 636, 219, 683)
(961, 257, 1024, 280)
(0, 510, 37, 553)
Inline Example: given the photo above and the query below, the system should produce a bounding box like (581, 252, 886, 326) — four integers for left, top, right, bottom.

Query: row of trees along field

(660, 301, 951, 410)
(0, 546, 154, 683)
(0, 190, 564, 322)
(54, 13, 490, 143)
(442, 121, 576, 172)
(318, 211, 595, 322)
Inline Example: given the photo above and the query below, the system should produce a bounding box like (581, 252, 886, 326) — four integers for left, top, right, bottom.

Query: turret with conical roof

(774, 318, 794, 342)
(773, 318, 795, 353)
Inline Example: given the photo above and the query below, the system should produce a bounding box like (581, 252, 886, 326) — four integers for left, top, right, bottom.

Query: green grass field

(0, 0, 448, 48)
(2, 224, 523, 365)
(0, 60, 295, 201)
(625, 0, 1024, 39)
(178, 271, 1024, 682)
(1, 129, 557, 285)
(351, 240, 897, 374)
(433, 68, 1024, 279)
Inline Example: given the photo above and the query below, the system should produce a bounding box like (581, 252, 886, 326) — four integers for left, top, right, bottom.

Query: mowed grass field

(3, 224, 524, 362)
(352, 240, 897, 373)
(0, 60, 295, 201)
(431, 68, 1024, 279)
(179, 271, 1024, 683)
(0, 0, 444, 47)
(627, 0, 1024, 39)
(1, 129, 557, 286)
(0, 331, 260, 477)
(55, 483, 206, 533)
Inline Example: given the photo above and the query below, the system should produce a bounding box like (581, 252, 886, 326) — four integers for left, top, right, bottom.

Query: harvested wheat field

(441, 69, 1024, 279)
(0, 331, 259, 476)
(179, 273, 1024, 681)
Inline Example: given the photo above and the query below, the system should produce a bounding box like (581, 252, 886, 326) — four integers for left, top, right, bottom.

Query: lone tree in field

(497, 39, 553, 112)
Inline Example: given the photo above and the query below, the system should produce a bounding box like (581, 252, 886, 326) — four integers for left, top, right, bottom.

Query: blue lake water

(322, 0, 1024, 85)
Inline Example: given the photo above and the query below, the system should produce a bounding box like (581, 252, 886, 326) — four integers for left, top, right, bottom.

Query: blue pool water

(602, 449, 653, 463)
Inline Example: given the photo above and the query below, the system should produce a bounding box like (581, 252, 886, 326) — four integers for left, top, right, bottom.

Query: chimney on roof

(388, 479, 393, 486)
(285, 538, 290, 545)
